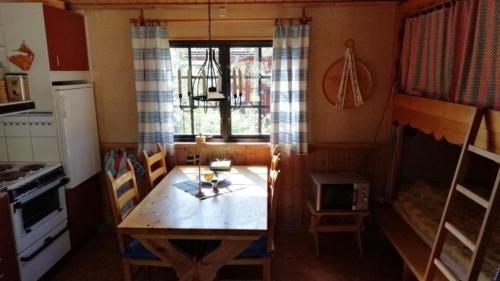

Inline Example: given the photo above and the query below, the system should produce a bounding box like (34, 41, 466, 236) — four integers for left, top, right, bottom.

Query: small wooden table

(118, 165, 268, 281)
(307, 200, 370, 256)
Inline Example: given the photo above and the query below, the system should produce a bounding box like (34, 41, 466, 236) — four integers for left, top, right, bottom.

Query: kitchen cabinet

(43, 5, 89, 71)
(0, 3, 90, 111)
(65, 173, 102, 248)
(0, 192, 19, 281)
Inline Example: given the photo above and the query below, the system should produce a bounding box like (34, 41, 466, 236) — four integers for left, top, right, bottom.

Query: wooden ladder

(424, 108, 500, 281)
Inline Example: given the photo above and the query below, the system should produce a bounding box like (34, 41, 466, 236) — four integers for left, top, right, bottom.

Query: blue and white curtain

(271, 22, 310, 154)
(131, 25, 174, 154)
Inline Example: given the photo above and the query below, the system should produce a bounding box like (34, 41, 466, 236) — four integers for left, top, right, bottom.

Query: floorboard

(41, 222, 403, 281)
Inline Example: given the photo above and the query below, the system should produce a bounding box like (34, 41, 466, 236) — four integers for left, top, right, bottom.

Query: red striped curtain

(399, 0, 499, 109)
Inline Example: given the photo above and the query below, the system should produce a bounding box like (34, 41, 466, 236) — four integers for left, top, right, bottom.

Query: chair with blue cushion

(106, 159, 172, 281)
(228, 169, 280, 281)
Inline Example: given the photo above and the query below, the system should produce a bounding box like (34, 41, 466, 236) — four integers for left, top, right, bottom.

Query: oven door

(10, 178, 69, 253)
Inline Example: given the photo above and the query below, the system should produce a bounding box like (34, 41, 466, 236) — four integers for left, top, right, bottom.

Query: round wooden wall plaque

(322, 58, 373, 109)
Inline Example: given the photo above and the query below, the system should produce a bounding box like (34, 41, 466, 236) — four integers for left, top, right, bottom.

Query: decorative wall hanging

(322, 39, 372, 109)
(8, 41, 35, 71)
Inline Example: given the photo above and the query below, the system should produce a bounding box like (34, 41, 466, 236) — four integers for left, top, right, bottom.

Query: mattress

(393, 180, 500, 281)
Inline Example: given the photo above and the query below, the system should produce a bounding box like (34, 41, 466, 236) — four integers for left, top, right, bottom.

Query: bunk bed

(376, 94, 500, 281)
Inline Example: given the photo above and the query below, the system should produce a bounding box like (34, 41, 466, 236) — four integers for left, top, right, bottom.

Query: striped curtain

(400, 4, 455, 100)
(399, 0, 499, 109)
(131, 25, 174, 154)
(453, 0, 499, 108)
(271, 23, 310, 155)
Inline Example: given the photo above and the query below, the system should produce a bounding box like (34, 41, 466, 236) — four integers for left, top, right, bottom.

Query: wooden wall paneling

(99, 143, 386, 231)
(275, 144, 387, 233)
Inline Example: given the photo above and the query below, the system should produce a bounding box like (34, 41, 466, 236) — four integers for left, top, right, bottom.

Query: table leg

(194, 239, 253, 281)
(137, 237, 253, 281)
(309, 215, 319, 256)
(137, 238, 194, 278)
(354, 216, 363, 256)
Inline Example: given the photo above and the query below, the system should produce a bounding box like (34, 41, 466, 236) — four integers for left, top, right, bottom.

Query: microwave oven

(309, 173, 369, 211)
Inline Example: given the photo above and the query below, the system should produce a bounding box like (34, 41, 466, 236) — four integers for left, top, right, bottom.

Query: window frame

(170, 40, 272, 143)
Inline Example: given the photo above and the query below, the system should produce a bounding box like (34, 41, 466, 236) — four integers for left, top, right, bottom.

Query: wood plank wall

(100, 142, 387, 232)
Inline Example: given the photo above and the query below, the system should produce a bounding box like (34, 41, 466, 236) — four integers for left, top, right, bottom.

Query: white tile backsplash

(29, 115, 57, 137)
(6, 136, 33, 161)
(0, 117, 4, 137)
(32, 137, 59, 162)
(1, 113, 60, 162)
(4, 116, 30, 137)
(0, 138, 8, 162)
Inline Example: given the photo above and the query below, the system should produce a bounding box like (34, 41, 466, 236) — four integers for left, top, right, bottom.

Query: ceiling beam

(67, 0, 399, 10)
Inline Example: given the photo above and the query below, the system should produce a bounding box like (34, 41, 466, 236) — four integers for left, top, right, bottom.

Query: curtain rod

(130, 7, 311, 25)
(406, 0, 455, 18)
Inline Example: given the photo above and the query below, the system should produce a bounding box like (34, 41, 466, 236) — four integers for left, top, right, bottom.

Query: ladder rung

(444, 222, 476, 251)
(434, 258, 459, 281)
(456, 184, 489, 208)
(468, 145, 500, 164)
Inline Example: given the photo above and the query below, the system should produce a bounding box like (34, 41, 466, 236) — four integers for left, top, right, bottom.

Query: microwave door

(321, 184, 354, 211)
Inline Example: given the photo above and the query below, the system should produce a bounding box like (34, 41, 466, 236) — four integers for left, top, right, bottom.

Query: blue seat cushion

(124, 239, 200, 260)
(237, 236, 272, 259)
(124, 240, 157, 259)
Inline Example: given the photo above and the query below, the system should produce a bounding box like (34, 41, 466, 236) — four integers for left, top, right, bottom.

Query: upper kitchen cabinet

(0, 3, 90, 111)
(0, 3, 54, 111)
(43, 5, 89, 71)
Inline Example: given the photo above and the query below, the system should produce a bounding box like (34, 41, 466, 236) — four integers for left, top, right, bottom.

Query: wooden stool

(306, 200, 370, 256)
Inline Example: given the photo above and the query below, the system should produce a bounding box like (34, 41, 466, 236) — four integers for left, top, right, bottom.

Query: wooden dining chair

(229, 169, 281, 281)
(106, 159, 170, 281)
(142, 143, 168, 190)
(268, 153, 280, 186)
(271, 144, 279, 156)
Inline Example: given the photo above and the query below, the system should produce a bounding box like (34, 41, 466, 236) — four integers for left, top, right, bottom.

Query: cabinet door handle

(56, 55, 60, 67)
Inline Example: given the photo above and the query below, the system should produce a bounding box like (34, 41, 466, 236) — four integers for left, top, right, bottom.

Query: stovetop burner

(19, 164, 46, 172)
(0, 164, 13, 172)
(0, 171, 26, 182)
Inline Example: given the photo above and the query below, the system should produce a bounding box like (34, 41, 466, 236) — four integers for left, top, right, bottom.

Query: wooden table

(307, 200, 370, 256)
(118, 165, 268, 281)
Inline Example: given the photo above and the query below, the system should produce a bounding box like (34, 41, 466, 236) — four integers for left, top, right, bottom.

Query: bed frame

(377, 94, 500, 281)
(393, 94, 500, 155)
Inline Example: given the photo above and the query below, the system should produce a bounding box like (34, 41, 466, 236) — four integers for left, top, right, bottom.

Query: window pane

(260, 48, 272, 135)
(172, 47, 221, 136)
(193, 107, 221, 136)
(230, 47, 259, 105)
(230, 47, 272, 136)
(232, 108, 260, 135)
(172, 48, 192, 135)
(261, 47, 273, 77)
(191, 48, 221, 135)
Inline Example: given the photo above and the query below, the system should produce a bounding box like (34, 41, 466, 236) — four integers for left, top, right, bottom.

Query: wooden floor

(41, 223, 403, 281)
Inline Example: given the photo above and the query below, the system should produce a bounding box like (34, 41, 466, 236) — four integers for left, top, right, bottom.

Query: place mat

(174, 179, 246, 200)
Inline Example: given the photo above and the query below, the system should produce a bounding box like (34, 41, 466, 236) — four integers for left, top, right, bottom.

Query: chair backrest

(267, 169, 280, 251)
(105, 159, 141, 226)
(268, 153, 280, 187)
(272, 144, 279, 156)
(142, 143, 168, 189)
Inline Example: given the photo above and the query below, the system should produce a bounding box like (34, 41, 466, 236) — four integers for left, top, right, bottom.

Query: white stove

(3, 162, 71, 281)
(0, 163, 62, 190)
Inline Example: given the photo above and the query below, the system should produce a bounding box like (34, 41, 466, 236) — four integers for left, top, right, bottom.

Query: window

(171, 41, 272, 142)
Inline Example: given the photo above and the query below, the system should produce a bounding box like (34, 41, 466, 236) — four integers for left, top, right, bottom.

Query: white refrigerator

(53, 83, 101, 189)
